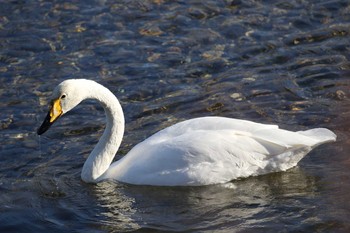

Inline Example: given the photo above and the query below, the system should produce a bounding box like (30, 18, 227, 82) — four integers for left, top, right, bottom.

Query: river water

(1, 0, 350, 232)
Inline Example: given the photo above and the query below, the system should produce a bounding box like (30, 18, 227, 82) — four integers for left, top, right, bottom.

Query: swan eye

(61, 94, 67, 99)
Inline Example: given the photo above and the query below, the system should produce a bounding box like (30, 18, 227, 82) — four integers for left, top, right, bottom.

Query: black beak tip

(37, 124, 50, 135)
(37, 112, 53, 135)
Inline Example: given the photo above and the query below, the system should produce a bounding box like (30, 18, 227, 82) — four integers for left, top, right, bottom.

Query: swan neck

(81, 82, 124, 183)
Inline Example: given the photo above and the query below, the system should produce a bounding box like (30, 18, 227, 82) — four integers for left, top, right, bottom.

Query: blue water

(1, 0, 350, 232)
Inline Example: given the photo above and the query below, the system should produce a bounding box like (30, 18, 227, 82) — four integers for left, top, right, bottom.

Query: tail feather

(264, 128, 336, 173)
(297, 128, 336, 147)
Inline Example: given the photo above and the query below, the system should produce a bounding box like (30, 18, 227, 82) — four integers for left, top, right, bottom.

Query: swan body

(37, 79, 336, 186)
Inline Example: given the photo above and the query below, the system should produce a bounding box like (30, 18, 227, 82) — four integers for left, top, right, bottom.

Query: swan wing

(102, 117, 336, 186)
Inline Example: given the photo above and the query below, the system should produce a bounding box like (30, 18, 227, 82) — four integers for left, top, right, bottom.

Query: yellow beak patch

(49, 99, 63, 123)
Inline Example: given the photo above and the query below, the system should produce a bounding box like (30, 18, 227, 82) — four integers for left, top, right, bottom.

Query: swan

(37, 79, 336, 186)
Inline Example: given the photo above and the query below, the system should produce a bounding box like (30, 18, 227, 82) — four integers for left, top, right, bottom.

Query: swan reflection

(92, 167, 319, 231)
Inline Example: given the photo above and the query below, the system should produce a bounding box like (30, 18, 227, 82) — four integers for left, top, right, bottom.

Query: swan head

(37, 79, 89, 135)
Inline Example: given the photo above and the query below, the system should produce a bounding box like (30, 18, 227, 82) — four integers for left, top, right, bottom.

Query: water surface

(1, 0, 350, 232)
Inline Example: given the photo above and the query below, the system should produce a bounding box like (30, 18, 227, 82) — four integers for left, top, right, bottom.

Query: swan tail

(260, 128, 336, 174)
(297, 128, 337, 147)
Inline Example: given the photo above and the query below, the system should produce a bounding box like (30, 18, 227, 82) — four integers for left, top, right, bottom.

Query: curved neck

(80, 82, 125, 183)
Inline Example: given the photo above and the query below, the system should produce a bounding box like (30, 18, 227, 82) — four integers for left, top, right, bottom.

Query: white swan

(37, 79, 336, 186)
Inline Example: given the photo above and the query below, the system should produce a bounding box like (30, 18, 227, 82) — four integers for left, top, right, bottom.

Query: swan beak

(37, 99, 63, 135)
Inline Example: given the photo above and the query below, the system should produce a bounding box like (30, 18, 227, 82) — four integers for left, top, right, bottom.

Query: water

(1, 0, 350, 232)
